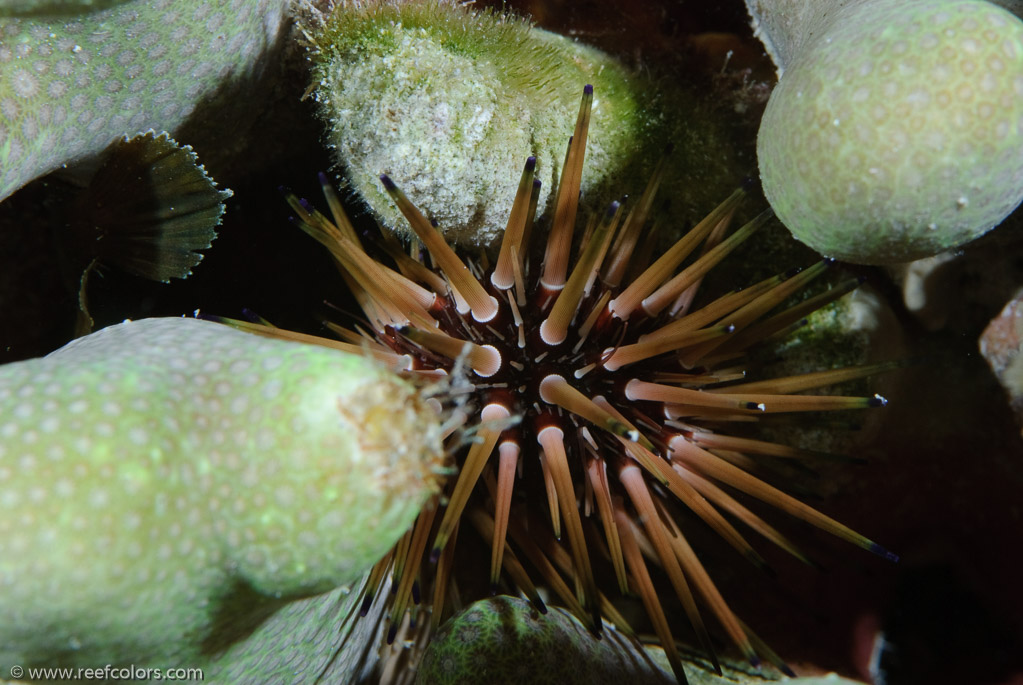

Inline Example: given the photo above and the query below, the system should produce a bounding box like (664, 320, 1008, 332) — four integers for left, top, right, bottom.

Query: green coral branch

(0, 0, 292, 202)
(0, 0, 132, 18)
(0, 317, 444, 670)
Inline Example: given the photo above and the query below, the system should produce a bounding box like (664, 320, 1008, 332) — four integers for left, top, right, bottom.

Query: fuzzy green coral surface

(307, 0, 737, 248)
(416, 596, 872, 685)
(308, 0, 648, 246)
(0, 0, 291, 202)
(757, 0, 1023, 264)
(416, 595, 674, 685)
(0, 0, 130, 17)
(0, 317, 443, 669)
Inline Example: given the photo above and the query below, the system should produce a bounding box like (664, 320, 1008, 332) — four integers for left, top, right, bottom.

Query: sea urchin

(247, 85, 897, 683)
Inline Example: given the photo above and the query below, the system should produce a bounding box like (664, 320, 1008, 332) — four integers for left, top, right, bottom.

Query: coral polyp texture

(417, 596, 673, 685)
(0, 317, 444, 668)
(756, 0, 1023, 264)
(0, 0, 291, 202)
(0, 0, 131, 17)
(304, 0, 733, 247)
(279, 87, 897, 684)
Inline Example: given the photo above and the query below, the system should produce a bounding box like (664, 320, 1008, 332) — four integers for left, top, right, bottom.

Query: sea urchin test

(0, 317, 444, 667)
(756, 0, 1023, 264)
(282, 86, 899, 684)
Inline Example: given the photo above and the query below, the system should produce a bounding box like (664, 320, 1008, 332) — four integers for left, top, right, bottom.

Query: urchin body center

(427, 271, 634, 445)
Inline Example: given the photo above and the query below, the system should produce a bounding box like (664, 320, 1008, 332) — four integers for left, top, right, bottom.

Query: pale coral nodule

(0, 316, 445, 666)
(757, 0, 1023, 264)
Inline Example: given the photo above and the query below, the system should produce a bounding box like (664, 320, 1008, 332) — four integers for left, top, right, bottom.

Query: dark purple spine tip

(411, 580, 421, 604)
(781, 665, 797, 678)
(317, 171, 330, 184)
(749, 655, 762, 669)
(869, 394, 888, 408)
(823, 257, 838, 266)
(856, 274, 869, 284)
(429, 547, 441, 564)
(359, 596, 373, 617)
(386, 624, 398, 645)
(724, 324, 736, 333)
(380, 174, 396, 191)
(489, 583, 499, 596)
(536, 599, 548, 614)
(785, 266, 803, 278)
(747, 402, 766, 411)
(872, 543, 900, 563)
(241, 308, 260, 323)
(606, 201, 620, 217)
(277, 185, 288, 194)
(583, 83, 593, 95)
(533, 179, 542, 189)
(525, 156, 536, 171)
(299, 198, 314, 211)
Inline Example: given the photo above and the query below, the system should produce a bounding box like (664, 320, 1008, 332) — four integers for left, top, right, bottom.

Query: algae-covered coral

(305, 0, 647, 246)
(304, 0, 738, 247)
(417, 595, 674, 684)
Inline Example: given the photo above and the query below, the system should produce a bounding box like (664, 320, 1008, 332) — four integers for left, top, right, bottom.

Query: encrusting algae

(302, 0, 739, 247)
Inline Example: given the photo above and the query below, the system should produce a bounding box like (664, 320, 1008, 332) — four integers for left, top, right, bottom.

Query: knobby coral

(0, 317, 445, 669)
(752, 0, 1023, 263)
(0, 0, 292, 201)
